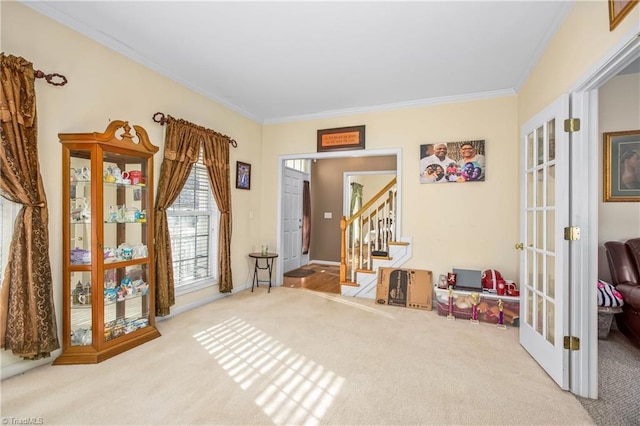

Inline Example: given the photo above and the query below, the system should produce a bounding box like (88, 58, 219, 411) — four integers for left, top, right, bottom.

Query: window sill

(175, 278, 217, 297)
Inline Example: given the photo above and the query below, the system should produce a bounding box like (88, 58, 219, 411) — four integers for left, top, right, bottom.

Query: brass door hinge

(564, 226, 581, 241)
(564, 118, 581, 133)
(564, 336, 580, 351)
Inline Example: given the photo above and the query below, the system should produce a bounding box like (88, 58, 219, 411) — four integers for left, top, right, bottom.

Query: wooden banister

(344, 177, 397, 227)
(340, 177, 397, 284)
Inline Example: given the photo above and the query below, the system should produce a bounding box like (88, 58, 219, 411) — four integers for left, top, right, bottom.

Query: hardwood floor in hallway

(283, 263, 341, 294)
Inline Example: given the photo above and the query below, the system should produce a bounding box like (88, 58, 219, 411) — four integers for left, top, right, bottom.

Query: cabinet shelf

(55, 120, 160, 365)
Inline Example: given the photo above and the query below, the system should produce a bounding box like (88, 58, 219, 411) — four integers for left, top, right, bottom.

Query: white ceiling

(24, 1, 577, 124)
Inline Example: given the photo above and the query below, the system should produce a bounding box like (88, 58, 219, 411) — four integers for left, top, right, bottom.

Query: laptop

(452, 268, 483, 291)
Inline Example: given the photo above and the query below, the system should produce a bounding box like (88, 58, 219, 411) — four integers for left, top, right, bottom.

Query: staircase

(339, 177, 412, 299)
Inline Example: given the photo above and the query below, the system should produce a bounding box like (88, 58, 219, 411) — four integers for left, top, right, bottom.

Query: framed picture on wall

(419, 140, 485, 184)
(608, 0, 639, 31)
(236, 161, 251, 190)
(603, 130, 640, 202)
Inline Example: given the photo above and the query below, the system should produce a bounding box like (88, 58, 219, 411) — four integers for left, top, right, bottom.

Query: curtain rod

(34, 69, 67, 86)
(152, 112, 238, 148)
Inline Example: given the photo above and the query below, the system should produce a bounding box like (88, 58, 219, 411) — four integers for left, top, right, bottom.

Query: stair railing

(340, 177, 397, 285)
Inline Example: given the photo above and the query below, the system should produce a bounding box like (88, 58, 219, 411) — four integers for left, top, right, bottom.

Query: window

(166, 151, 219, 294)
(284, 159, 310, 173)
(0, 197, 20, 287)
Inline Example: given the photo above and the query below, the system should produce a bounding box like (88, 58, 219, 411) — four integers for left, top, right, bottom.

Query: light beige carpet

(1, 286, 594, 425)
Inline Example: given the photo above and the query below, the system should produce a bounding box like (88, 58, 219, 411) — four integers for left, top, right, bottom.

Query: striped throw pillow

(597, 280, 624, 307)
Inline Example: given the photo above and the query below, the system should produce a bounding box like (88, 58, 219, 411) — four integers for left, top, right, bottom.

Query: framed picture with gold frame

(608, 0, 639, 31)
(603, 130, 640, 202)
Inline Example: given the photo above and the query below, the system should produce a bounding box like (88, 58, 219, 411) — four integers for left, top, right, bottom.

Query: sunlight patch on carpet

(194, 316, 345, 425)
(309, 291, 396, 319)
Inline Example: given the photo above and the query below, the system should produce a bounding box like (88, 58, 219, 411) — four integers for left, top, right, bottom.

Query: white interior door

(519, 95, 570, 389)
(282, 167, 304, 272)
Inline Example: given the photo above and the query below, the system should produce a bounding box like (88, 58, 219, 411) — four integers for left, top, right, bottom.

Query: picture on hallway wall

(236, 161, 251, 190)
(603, 130, 640, 202)
(419, 140, 485, 184)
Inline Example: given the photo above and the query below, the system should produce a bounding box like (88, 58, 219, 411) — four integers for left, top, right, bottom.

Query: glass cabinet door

(69, 151, 93, 346)
(103, 264, 150, 341)
(69, 270, 93, 346)
(101, 151, 151, 343)
(69, 152, 92, 265)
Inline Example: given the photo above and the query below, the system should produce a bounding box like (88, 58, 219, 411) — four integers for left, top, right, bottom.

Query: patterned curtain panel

(0, 53, 59, 359)
(302, 180, 311, 255)
(202, 134, 233, 293)
(154, 118, 200, 316)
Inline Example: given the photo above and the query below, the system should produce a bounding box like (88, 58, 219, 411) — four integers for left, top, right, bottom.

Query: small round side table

(249, 252, 278, 293)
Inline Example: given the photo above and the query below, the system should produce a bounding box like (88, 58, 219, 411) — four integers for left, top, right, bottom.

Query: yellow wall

(518, 1, 640, 124)
(263, 96, 521, 276)
(1, 2, 262, 372)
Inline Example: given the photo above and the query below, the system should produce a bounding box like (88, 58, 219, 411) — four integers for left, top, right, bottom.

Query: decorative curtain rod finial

(153, 112, 169, 126)
(34, 69, 68, 86)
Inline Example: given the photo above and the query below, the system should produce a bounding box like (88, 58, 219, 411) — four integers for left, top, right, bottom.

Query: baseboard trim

(310, 259, 340, 266)
(158, 292, 232, 321)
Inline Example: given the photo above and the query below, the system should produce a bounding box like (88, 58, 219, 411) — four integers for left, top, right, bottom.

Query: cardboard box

(376, 267, 432, 310)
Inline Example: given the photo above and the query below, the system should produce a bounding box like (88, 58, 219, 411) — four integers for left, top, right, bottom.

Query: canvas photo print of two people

(420, 140, 485, 184)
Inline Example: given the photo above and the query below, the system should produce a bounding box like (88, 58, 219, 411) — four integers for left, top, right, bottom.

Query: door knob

(515, 242, 524, 250)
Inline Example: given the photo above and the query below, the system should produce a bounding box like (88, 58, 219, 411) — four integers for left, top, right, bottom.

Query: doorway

(276, 149, 402, 285)
(568, 34, 640, 398)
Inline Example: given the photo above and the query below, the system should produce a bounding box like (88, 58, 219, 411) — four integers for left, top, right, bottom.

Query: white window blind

(167, 153, 219, 292)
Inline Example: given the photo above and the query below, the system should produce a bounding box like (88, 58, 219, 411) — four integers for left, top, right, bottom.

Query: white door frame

(276, 148, 402, 286)
(568, 26, 640, 399)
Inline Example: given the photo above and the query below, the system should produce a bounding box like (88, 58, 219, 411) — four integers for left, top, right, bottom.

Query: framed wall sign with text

(317, 125, 365, 152)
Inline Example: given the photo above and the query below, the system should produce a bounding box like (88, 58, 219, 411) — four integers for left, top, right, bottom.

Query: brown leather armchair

(604, 238, 640, 349)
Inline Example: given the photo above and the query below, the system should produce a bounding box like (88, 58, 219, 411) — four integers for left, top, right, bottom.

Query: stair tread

(356, 268, 375, 274)
(340, 281, 360, 287)
(388, 241, 409, 246)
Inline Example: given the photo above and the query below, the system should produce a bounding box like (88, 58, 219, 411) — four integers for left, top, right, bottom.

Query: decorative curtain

(349, 182, 363, 243)
(302, 180, 311, 255)
(0, 54, 59, 359)
(202, 133, 233, 293)
(154, 118, 201, 316)
(154, 117, 234, 316)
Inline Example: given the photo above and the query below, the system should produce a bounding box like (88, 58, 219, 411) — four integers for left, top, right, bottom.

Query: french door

(519, 95, 570, 389)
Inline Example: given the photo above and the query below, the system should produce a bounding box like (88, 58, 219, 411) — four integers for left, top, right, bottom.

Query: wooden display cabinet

(55, 121, 161, 364)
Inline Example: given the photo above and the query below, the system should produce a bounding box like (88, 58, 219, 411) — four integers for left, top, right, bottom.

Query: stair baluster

(340, 177, 397, 285)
